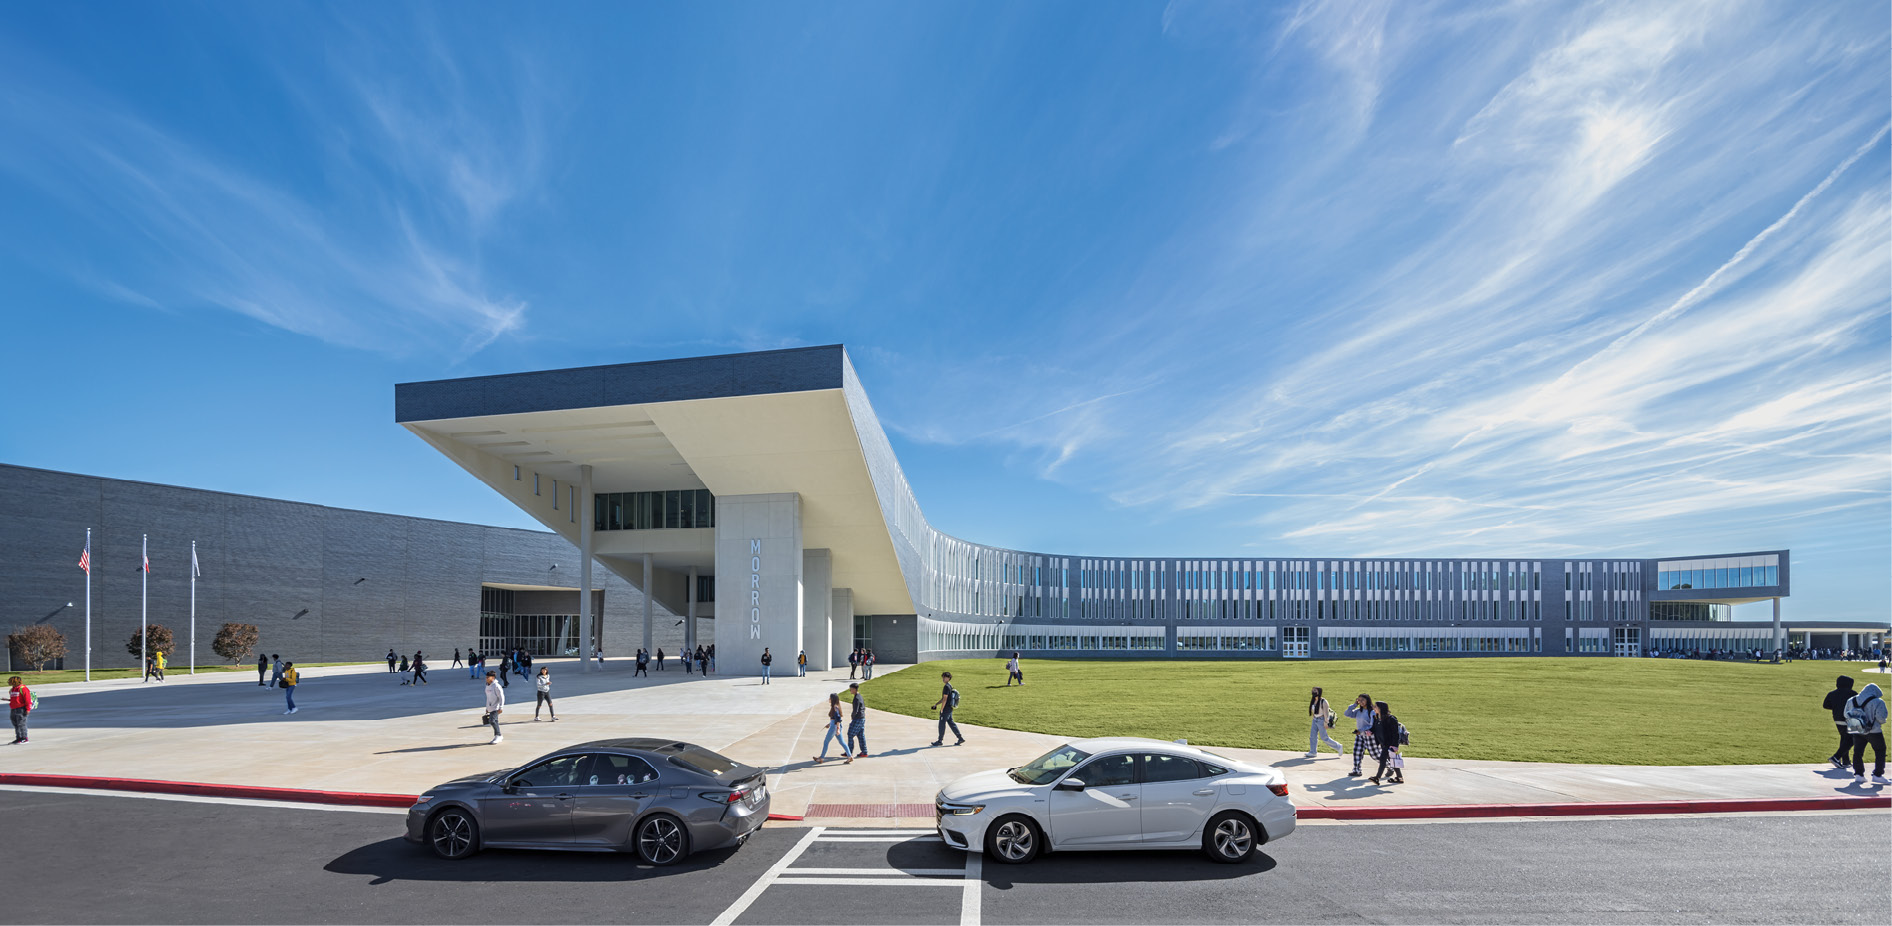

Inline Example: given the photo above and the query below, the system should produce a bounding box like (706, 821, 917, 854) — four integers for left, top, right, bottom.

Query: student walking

(257, 653, 269, 686)
(848, 648, 860, 680)
(387, 649, 397, 672)
(1307, 687, 1345, 759)
(483, 672, 505, 744)
(862, 650, 875, 680)
(452, 648, 463, 668)
(656, 648, 666, 671)
(533, 667, 556, 721)
(280, 662, 299, 714)
(931, 672, 964, 746)
(708, 644, 716, 673)
(398, 654, 411, 684)
(270, 655, 284, 689)
(468, 651, 482, 680)
(760, 648, 773, 684)
(1005, 652, 1023, 686)
(1368, 701, 1403, 785)
(846, 682, 869, 757)
(1843, 682, 1887, 785)
(1824, 675, 1859, 768)
(683, 647, 694, 675)
(797, 650, 807, 677)
(8, 676, 33, 744)
(1344, 693, 1376, 776)
(635, 649, 649, 677)
(413, 655, 428, 685)
(814, 692, 852, 764)
(153, 650, 166, 682)
(496, 653, 511, 688)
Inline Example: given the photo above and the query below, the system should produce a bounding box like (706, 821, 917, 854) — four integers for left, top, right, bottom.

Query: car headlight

(413, 794, 435, 805)
(938, 801, 985, 816)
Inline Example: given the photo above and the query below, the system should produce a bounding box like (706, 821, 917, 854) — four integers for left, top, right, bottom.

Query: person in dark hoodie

(1368, 700, 1402, 786)
(1842, 682, 1887, 786)
(1823, 675, 1858, 769)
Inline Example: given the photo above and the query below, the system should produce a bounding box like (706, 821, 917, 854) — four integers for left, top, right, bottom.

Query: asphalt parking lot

(2, 789, 1887, 924)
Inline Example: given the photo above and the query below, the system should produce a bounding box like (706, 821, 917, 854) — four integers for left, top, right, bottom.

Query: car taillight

(700, 789, 747, 804)
(1267, 783, 1290, 797)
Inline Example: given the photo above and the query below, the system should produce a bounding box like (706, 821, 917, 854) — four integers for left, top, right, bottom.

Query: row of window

(1176, 634, 1278, 651)
(1656, 564, 1778, 590)
(1320, 635, 1538, 653)
(1055, 597, 1553, 622)
(1650, 602, 1732, 622)
(593, 490, 716, 531)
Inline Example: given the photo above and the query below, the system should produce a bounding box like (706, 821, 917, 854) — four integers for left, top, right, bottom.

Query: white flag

(192, 545, 200, 578)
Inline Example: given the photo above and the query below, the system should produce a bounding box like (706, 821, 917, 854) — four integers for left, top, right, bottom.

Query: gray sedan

(404, 738, 770, 864)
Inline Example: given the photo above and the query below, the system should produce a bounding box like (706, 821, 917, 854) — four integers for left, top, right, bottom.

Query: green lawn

(856, 657, 1880, 766)
(10, 661, 377, 685)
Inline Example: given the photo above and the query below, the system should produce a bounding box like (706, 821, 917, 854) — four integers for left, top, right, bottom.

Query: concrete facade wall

(0, 464, 681, 668)
(713, 493, 803, 676)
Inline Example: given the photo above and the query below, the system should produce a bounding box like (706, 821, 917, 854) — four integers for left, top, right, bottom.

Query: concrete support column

(580, 464, 594, 673)
(643, 553, 655, 657)
(686, 565, 698, 654)
(802, 549, 832, 670)
(1771, 597, 1782, 654)
(830, 588, 853, 669)
(714, 493, 803, 675)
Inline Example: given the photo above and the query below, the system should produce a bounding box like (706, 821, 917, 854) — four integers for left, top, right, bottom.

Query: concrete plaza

(2, 660, 1881, 827)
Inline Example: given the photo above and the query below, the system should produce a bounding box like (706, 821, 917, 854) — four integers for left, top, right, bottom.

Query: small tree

(126, 623, 175, 661)
(212, 623, 260, 665)
(8, 625, 68, 671)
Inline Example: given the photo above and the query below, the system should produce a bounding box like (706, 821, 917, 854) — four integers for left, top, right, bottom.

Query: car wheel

(635, 814, 689, 866)
(428, 808, 480, 860)
(984, 814, 1040, 865)
(1202, 811, 1259, 864)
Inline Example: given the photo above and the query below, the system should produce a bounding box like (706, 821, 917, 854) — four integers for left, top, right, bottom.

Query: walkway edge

(1297, 795, 1890, 820)
(0, 771, 812, 820)
(4, 773, 1883, 819)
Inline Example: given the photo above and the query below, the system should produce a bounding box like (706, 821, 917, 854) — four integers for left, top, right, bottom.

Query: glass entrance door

(1283, 626, 1310, 658)
(1613, 626, 1641, 658)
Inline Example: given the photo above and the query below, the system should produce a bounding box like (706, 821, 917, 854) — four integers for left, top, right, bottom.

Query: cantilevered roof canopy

(395, 345, 915, 615)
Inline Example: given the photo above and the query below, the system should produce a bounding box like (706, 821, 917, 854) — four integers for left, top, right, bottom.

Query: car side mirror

(1054, 777, 1086, 792)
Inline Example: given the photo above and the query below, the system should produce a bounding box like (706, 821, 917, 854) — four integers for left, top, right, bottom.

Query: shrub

(8, 625, 68, 671)
(126, 623, 175, 660)
(211, 623, 260, 664)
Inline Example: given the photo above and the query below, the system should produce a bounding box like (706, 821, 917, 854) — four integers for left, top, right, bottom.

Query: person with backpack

(635, 648, 649, 678)
(814, 692, 852, 764)
(533, 666, 556, 721)
(8, 676, 34, 744)
(1306, 686, 1345, 759)
(482, 671, 505, 744)
(1344, 693, 1376, 776)
(760, 648, 773, 685)
(797, 650, 807, 677)
(1368, 700, 1402, 786)
(1006, 652, 1023, 686)
(398, 654, 411, 684)
(269, 655, 284, 689)
(1823, 676, 1859, 768)
(280, 662, 299, 714)
(848, 648, 860, 680)
(930, 672, 964, 746)
(387, 649, 397, 672)
(154, 650, 166, 682)
(413, 654, 428, 685)
(862, 650, 875, 680)
(496, 652, 511, 688)
(1842, 682, 1887, 785)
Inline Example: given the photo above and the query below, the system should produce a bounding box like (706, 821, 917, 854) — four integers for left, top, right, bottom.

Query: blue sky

(1, 1, 1886, 622)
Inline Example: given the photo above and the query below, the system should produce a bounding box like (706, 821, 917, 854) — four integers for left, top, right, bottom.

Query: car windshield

(1009, 744, 1091, 785)
(655, 742, 742, 777)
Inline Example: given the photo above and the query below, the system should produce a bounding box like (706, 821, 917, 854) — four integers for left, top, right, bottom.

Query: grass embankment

(856, 657, 1879, 766)
(11, 661, 376, 685)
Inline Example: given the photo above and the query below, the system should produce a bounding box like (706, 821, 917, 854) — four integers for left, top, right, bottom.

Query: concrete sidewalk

(3, 660, 1882, 827)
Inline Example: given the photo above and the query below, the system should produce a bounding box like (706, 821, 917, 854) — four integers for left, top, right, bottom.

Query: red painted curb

(1297, 795, 1891, 820)
(767, 813, 805, 821)
(0, 773, 418, 808)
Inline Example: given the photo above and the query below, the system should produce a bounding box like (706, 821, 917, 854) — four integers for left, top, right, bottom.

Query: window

(1141, 754, 1205, 782)
(583, 753, 659, 786)
(510, 755, 583, 789)
(513, 465, 520, 480)
(1074, 754, 1137, 787)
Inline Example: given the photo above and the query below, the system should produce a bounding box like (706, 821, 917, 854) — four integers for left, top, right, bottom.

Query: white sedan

(934, 736, 1295, 864)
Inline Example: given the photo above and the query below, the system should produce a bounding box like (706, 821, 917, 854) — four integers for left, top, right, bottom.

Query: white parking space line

(815, 835, 941, 842)
(711, 825, 825, 926)
(960, 850, 983, 926)
(766, 877, 967, 886)
(780, 867, 965, 877)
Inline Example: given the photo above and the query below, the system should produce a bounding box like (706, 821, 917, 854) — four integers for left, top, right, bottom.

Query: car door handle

(630, 793, 651, 799)
(1117, 794, 1137, 800)
(1193, 789, 1216, 796)
(555, 793, 573, 801)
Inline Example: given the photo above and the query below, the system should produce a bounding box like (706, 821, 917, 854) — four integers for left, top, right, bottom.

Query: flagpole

(190, 540, 197, 676)
(141, 533, 148, 676)
(85, 528, 92, 683)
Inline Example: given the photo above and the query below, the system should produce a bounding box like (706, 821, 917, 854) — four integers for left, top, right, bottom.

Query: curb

(0, 773, 417, 808)
(5, 773, 1884, 821)
(1297, 795, 1891, 820)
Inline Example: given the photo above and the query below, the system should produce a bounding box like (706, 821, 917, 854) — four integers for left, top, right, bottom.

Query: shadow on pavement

(983, 849, 1276, 888)
(324, 837, 742, 885)
(1297, 775, 1389, 801)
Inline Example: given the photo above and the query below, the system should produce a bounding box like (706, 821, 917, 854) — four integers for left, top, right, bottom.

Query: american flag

(78, 539, 90, 574)
(192, 546, 200, 579)
(143, 548, 150, 574)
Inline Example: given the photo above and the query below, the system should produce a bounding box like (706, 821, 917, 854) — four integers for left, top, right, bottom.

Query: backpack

(1845, 696, 1881, 734)
(948, 687, 961, 709)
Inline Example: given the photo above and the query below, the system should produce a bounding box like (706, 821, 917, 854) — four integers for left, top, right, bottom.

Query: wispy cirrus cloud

(0, 14, 549, 357)
(889, 0, 1888, 592)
